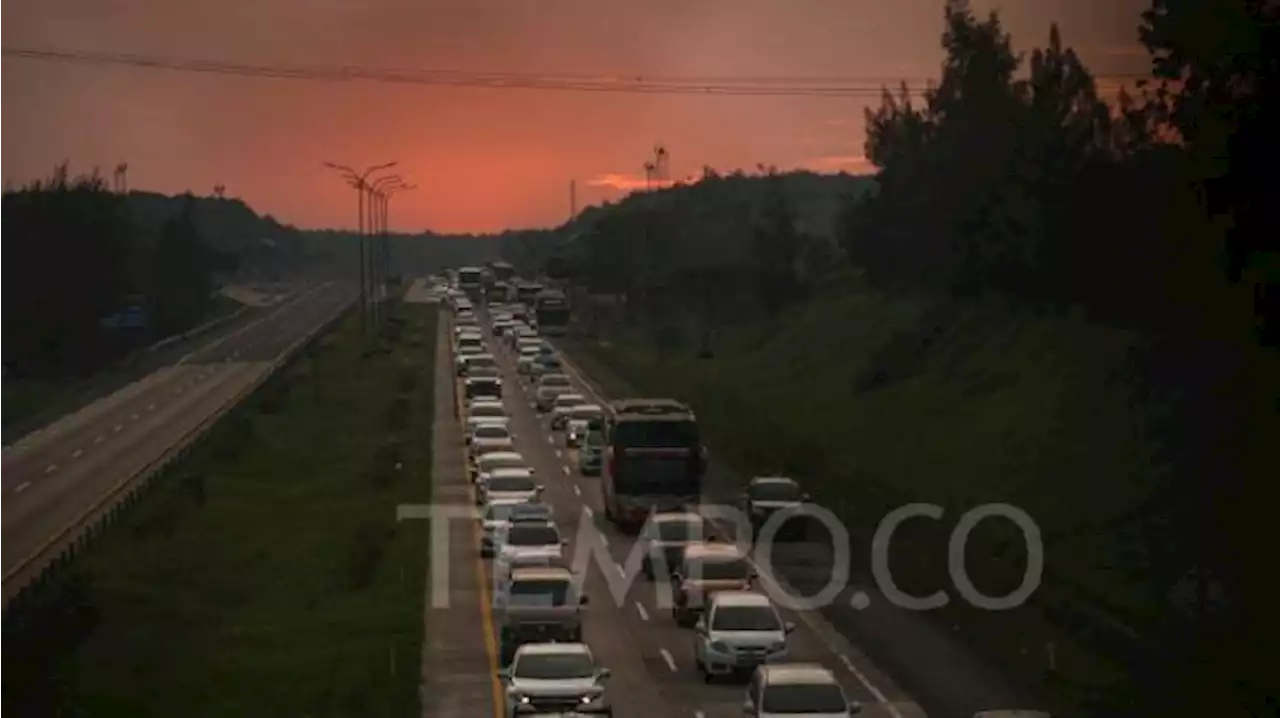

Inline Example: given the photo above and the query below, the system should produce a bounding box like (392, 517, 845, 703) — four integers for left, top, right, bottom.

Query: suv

(535, 374, 573, 412)
(693, 591, 794, 680)
(744, 663, 862, 717)
(638, 512, 709, 580)
(498, 643, 612, 715)
(670, 542, 754, 627)
(495, 566, 589, 663)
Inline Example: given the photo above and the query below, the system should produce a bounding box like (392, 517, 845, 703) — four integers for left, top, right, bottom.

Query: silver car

(534, 374, 573, 412)
(563, 404, 604, 447)
(479, 468, 542, 506)
(745, 663, 862, 717)
(548, 393, 587, 430)
(693, 590, 793, 680)
(499, 643, 612, 716)
(496, 519, 566, 573)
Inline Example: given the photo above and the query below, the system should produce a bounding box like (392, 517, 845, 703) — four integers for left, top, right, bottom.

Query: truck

(515, 281, 544, 307)
(486, 280, 511, 304)
(534, 289, 571, 336)
(457, 266, 484, 300)
(494, 564, 588, 663)
(489, 260, 517, 283)
(598, 399, 708, 531)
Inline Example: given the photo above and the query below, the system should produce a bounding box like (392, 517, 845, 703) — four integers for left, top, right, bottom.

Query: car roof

(751, 476, 797, 486)
(516, 642, 590, 657)
(710, 590, 773, 608)
(469, 399, 504, 408)
(472, 421, 510, 430)
(480, 451, 525, 462)
(554, 393, 586, 402)
(508, 518, 556, 530)
(651, 511, 704, 525)
(465, 353, 496, 360)
(760, 663, 839, 686)
(539, 373, 570, 382)
(683, 542, 746, 560)
(511, 566, 572, 581)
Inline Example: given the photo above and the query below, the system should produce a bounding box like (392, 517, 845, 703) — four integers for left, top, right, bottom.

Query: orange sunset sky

(3, 0, 1150, 233)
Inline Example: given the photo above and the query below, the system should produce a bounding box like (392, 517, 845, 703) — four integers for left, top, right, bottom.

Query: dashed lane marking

(636, 603, 649, 621)
(15, 481, 31, 493)
(44, 464, 57, 474)
(660, 648, 677, 672)
(72, 449, 83, 459)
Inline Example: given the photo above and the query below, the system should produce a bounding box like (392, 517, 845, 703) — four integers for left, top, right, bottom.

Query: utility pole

(323, 161, 397, 351)
(569, 180, 577, 221)
(639, 145, 667, 320)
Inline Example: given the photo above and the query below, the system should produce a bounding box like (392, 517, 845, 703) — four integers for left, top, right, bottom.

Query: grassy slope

(567, 288, 1224, 710)
(39, 304, 437, 717)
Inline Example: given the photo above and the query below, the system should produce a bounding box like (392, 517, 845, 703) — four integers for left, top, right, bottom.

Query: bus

(534, 289, 571, 336)
(457, 266, 484, 299)
(489, 260, 517, 283)
(598, 399, 708, 531)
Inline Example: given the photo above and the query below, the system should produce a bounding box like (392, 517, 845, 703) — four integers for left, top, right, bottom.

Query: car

(741, 476, 810, 540)
(459, 353, 499, 378)
(638, 512, 710, 580)
(509, 501, 554, 522)
(464, 375, 504, 401)
(470, 426, 515, 458)
(480, 499, 526, 557)
(498, 643, 612, 715)
(533, 355, 563, 378)
(744, 663, 862, 716)
(473, 450, 531, 485)
(517, 352, 541, 376)
(466, 419, 510, 446)
(496, 519, 566, 572)
(563, 404, 604, 447)
(465, 400, 509, 428)
(578, 432, 604, 476)
(671, 542, 755, 627)
(454, 336, 485, 369)
(548, 393, 588, 430)
(493, 318, 515, 336)
(478, 467, 541, 505)
(693, 591, 794, 681)
(535, 374, 574, 412)
(495, 566, 589, 663)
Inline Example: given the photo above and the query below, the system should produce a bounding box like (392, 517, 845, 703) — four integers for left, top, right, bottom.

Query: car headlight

(769, 641, 787, 652)
(709, 640, 730, 653)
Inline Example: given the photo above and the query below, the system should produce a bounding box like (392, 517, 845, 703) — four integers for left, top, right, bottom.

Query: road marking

(636, 602, 649, 621)
(147, 403, 156, 411)
(660, 648, 677, 672)
(44, 464, 57, 474)
(113, 424, 123, 432)
(554, 449, 562, 458)
(599, 533, 609, 547)
(562, 466, 570, 476)
(130, 413, 139, 421)
(546, 435, 554, 445)
(72, 449, 83, 459)
(94, 435, 104, 444)
(15, 481, 32, 493)
(572, 484, 581, 496)
(583, 505, 593, 517)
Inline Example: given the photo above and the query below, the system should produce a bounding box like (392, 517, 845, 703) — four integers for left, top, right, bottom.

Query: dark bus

(457, 266, 484, 299)
(599, 400, 707, 531)
(534, 290, 570, 336)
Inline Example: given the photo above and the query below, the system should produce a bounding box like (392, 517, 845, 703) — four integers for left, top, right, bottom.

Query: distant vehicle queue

(434, 269, 872, 718)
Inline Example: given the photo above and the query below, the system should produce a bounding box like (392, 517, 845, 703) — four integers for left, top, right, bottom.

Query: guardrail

(1, 298, 355, 613)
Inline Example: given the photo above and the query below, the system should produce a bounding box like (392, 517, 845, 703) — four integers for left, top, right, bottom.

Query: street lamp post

(367, 174, 405, 331)
(323, 160, 397, 348)
(379, 182, 415, 301)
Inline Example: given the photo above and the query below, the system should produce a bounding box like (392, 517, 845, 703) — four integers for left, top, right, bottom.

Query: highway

(1, 281, 357, 602)
(416, 283, 924, 718)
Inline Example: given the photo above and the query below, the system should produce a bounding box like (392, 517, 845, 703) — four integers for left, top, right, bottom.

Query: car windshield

(469, 366, 500, 378)
(484, 456, 528, 472)
(512, 652, 595, 680)
(541, 375, 570, 387)
(554, 395, 585, 408)
(468, 356, 496, 368)
(760, 683, 847, 713)
(571, 407, 602, 420)
(613, 419, 698, 448)
(507, 524, 559, 546)
(686, 558, 749, 581)
(471, 405, 505, 417)
(711, 605, 780, 631)
(459, 341, 482, 352)
(508, 579, 571, 606)
(475, 425, 509, 439)
(486, 504, 517, 521)
(656, 519, 705, 542)
(751, 480, 801, 502)
(488, 477, 535, 492)
(512, 504, 552, 520)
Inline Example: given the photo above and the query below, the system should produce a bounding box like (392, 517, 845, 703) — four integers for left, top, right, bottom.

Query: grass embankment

(8, 302, 438, 717)
(566, 289, 1275, 714)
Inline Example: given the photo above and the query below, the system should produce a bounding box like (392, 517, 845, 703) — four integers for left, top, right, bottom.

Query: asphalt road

(416, 282, 923, 718)
(1, 282, 357, 602)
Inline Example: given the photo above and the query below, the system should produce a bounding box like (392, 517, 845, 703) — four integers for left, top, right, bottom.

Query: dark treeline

(503, 1, 1278, 714)
(3, 166, 236, 378)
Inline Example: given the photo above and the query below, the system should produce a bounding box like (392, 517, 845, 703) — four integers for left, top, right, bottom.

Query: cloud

(586, 173, 678, 191)
(802, 154, 879, 174)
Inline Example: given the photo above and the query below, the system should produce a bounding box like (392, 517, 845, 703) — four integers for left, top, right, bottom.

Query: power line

(2, 47, 1150, 98)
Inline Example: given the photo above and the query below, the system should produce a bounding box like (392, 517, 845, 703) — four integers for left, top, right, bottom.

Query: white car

(460, 353, 499, 378)
(744, 663, 862, 717)
(471, 434, 516, 461)
(548, 393, 587, 431)
(472, 450, 531, 485)
(496, 519, 565, 570)
(479, 499, 526, 558)
(499, 643, 612, 715)
(693, 591, 793, 680)
(517, 352, 541, 376)
(563, 404, 604, 446)
(469, 421, 515, 451)
(465, 400, 509, 427)
(534, 374, 573, 412)
(479, 469, 542, 506)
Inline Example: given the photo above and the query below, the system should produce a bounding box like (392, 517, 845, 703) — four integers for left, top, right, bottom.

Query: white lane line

(113, 423, 123, 432)
(583, 505, 593, 517)
(614, 561, 627, 578)
(130, 413, 139, 421)
(147, 403, 156, 411)
(94, 435, 104, 444)
(837, 654, 895, 709)
(636, 602, 649, 621)
(15, 481, 31, 493)
(573, 484, 581, 496)
(546, 436, 554, 445)
(44, 464, 57, 474)
(554, 449, 562, 458)
(562, 465, 571, 476)
(659, 648, 677, 672)
(72, 449, 83, 459)
(599, 533, 609, 547)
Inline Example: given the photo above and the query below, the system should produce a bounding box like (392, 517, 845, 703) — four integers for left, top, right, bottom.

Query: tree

(148, 195, 217, 337)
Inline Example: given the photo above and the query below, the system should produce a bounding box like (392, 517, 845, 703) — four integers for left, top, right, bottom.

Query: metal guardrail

(1, 298, 355, 612)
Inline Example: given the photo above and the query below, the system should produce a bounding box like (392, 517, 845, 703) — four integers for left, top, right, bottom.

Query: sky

(3, 0, 1150, 233)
